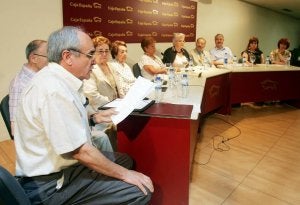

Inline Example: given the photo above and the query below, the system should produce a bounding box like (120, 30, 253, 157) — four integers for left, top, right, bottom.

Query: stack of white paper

(111, 77, 154, 124)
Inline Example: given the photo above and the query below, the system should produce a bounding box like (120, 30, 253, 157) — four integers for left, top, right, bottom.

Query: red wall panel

(63, 0, 197, 43)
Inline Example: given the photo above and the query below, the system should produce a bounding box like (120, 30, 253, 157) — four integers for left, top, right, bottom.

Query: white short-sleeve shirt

(14, 63, 91, 177)
(173, 54, 188, 68)
(210, 46, 233, 63)
(138, 54, 164, 80)
(110, 60, 136, 98)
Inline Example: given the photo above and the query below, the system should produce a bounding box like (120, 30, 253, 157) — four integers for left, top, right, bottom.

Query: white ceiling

(241, 0, 300, 20)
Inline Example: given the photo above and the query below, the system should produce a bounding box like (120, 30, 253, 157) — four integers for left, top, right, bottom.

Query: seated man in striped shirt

(9, 39, 48, 136)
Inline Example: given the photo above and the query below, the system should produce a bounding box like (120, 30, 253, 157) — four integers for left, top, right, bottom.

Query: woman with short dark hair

(138, 36, 166, 80)
(270, 38, 291, 65)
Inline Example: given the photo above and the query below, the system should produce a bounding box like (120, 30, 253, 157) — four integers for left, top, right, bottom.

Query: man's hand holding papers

(101, 77, 154, 125)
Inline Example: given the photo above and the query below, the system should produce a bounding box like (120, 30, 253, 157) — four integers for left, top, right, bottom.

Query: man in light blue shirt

(210, 34, 233, 67)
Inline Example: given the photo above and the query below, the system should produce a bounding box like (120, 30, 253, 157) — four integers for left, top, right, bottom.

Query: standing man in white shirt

(14, 26, 153, 205)
(210, 34, 233, 67)
(9, 39, 48, 136)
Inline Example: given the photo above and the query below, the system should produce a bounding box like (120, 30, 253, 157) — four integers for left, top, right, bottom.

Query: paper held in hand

(109, 77, 154, 125)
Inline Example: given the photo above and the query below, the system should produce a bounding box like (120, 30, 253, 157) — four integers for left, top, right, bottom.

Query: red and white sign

(63, 0, 197, 42)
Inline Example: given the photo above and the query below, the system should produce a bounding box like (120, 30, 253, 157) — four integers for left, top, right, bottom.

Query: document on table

(110, 77, 154, 125)
(102, 98, 155, 112)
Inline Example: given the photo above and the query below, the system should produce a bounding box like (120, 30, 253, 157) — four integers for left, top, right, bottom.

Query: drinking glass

(265, 56, 270, 67)
(250, 55, 256, 67)
(165, 63, 171, 74)
(165, 63, 171, 68)
(189, 59, 194, 68)
(286, 53, 292, 67)
(183, 61, 189, 72)
(232, 56, 237, 65)
(165, 63, 171, 69)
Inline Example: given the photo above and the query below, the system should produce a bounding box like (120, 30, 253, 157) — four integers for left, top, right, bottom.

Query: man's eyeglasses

(95, 49, 110, 55)
(33, 53, 47, 58)
(68, 49, 95, 59)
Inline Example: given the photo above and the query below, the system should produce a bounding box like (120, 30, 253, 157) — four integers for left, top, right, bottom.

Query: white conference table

(117, 66, 231, 205)
(117, 64, 300, 205)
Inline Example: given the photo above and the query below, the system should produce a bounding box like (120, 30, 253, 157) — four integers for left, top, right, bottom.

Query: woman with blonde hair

(83, 36, 119, 151)
(83, 36, 119, 112)
(162, 33, 191, 70)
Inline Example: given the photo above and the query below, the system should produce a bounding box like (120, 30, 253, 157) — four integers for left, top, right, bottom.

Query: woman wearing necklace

(83, 36, 119, 112)
(270, 38, 291, 65)
(138, 36, 167, 80)
(110, 40, 136, 98)
(241, 36, 264, 65)
(83, 36, 119, 151)
(162, 33, 191, 71)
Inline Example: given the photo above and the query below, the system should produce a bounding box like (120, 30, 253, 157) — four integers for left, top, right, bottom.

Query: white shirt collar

(47, 62, 83, 92)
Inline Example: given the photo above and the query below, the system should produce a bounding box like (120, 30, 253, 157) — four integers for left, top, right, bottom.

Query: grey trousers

(18, 152, 152, 205)
(93, 123, 118, 152)
(91, 134, 114, 152)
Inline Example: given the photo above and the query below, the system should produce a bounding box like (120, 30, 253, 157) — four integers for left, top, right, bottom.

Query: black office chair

(132, 63, 142, 78)
(0, 95, 13, 139)
(0, 165, 31, 205)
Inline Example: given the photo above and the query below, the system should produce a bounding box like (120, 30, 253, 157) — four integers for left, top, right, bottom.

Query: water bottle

(224, 53, 228, 65)
(181, 74, 189, 98)
(154, 76, 162, 102)
(242, 56, 247, 66)
(189, 58, 194, 66)
(168, 67, 175, 88)
(265, 56, 270, 67)
(204, 56, 211, 69)
(233, 55, 237, 63)
(232, 55, 238, 67)
(286, 53, 291, 67)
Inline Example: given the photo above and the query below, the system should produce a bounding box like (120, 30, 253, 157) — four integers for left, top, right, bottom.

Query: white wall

(0, 0, 62, 141)
(0, 0, 299, 141)
(194, 0, 300, 57)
